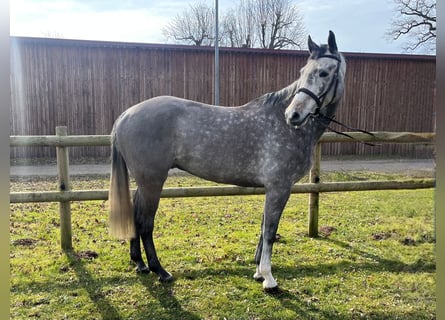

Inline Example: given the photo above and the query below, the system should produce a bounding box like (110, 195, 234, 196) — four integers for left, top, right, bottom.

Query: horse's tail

(109, 132, 135, 239)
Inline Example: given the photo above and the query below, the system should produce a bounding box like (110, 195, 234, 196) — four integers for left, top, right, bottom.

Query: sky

(9, 0, 429, 55)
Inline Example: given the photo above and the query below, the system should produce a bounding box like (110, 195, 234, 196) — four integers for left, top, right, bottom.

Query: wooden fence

(10, 127, 435, 250)
(10, 37, 436, 159)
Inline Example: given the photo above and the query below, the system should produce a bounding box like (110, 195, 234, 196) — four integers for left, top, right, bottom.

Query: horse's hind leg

(130, 188, 150, 273)
(136, 181, 173, 282)
(130, 237, 150, 273)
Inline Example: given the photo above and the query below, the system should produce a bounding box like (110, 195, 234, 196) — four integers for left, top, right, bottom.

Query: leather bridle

(297, 54, 376, 146)
(296, 54, 342, 117)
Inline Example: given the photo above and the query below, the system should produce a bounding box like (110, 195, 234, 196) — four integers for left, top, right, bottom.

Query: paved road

(10, 158, 435, 178)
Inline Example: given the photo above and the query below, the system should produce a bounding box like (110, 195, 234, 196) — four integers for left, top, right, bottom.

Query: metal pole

(214, 0, 220, 106)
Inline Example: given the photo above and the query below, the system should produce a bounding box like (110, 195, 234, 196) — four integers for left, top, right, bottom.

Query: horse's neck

(261, 81, 298, 110)
(308, 102, 339, 143)
(277, 81, 299, 106)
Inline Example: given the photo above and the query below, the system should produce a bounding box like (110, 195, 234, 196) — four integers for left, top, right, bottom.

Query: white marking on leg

(253, 266, 262, 280)
(259, 247, 278, 289)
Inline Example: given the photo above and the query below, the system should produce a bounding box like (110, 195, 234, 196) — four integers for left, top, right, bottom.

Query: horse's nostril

(290, 112, 300, 125)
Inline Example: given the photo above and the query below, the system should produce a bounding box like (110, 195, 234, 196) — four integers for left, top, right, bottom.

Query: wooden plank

(10, 135, 111, 146)
(9, 178, 435, 203)
(55, 126, 72, 250)
(319, 131, 435, 143)
(308, 143, 321, 237)
(9, 132, 435, 147)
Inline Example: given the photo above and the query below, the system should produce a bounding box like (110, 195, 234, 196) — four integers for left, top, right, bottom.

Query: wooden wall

(10, 37, 435, 160)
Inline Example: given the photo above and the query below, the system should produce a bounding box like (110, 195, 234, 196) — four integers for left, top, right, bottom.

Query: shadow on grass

(64, 250, 200, 320)
(17, 239, 431, 320)
(318, 237, 435, 274)
(269, 286, 434, 320)
(65, 250, 123, 319)
(137, 265, 323, 319)
(263, 287, 346, 319)
(136, 274, 201, 320)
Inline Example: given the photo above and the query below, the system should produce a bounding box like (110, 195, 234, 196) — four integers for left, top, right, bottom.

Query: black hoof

(136, 265, 150, 274)
(264, 286, 281, 294)
(159, 273, 174, 283)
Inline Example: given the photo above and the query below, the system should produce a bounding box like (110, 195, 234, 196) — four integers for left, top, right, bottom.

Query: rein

(312, 114, 376, 146)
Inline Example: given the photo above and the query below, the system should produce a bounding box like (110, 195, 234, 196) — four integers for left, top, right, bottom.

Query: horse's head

(285, 31, 346, 128)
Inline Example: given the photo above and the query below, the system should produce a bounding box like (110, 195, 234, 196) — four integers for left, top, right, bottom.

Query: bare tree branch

(387, 0, 436, 53)
(162, 1, 214, 46)
(164, 0, 306, 50)
(224, 0, 306, 49)
(221, 0, 256, 48)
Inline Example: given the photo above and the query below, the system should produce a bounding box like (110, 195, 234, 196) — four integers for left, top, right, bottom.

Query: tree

(164, 0, 306, 49)
(252, 0, 306, 49)
(388, 0, 436, 53)
(221, 0, 306, 49)
(162, 2, 214, 46)
(221, 2, 255, 48)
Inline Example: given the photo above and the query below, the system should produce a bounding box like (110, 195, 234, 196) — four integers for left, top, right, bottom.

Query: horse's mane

(255, 81, 299, 109)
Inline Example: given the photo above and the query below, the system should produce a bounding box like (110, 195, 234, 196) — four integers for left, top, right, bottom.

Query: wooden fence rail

(10, 127, 435, 249)
(10, 179, 434, 203)
(10, 131, 435, 146)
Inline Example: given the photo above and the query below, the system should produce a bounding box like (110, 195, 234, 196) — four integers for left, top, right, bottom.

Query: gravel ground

(10, 158, 435, 178)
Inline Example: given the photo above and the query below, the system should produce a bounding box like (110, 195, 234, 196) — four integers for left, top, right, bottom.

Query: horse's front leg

(253, 216, 264, 281)
(254, 185, 291, 292)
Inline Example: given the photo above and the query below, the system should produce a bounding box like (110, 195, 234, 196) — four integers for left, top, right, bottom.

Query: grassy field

(10, 172, 435, 319)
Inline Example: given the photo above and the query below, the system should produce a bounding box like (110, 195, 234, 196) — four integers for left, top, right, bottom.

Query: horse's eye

(319, 70, 329, 78)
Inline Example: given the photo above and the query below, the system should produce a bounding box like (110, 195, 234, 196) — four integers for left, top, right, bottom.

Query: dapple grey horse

(109, 31, 346, 292)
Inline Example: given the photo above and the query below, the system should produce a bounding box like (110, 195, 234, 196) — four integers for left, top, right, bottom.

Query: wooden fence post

(56, 126, 72, 250)
(308, 143, 321, 237)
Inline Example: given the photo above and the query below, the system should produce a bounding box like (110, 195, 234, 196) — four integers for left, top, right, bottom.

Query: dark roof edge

(10, 36, 436, 61)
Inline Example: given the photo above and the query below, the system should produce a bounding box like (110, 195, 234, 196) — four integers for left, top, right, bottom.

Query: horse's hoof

(136, 265, 150, 274)
(264, 286, 281, 294)
(253, 271, 264, 282)
(159, 273, 174, 283)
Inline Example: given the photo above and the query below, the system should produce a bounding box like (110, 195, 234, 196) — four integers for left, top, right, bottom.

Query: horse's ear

(308, 35, 319, 54)
(328, 30, 338, 53)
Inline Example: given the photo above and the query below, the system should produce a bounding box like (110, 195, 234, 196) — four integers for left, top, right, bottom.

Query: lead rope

(313, 114, 377, 147)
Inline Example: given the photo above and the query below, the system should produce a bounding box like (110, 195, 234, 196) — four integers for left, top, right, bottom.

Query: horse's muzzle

(287, 111, 309, 128)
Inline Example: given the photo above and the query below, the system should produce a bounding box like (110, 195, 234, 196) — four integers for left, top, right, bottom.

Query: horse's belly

(174, 154, 264, 187)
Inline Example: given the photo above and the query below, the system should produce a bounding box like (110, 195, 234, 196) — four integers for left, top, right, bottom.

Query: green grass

(10, 172, 435, 319)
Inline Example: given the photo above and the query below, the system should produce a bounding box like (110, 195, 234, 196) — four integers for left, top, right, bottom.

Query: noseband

(296, 54, 342, 116)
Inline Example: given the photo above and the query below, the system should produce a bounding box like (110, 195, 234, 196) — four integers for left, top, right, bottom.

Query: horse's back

(113, 95, 262, 184)
(114, 96, 223, 146)
(113, 96, 194, 177)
